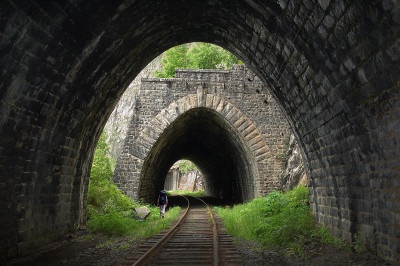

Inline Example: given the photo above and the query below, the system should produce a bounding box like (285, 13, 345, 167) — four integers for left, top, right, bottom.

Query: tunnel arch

(117, 91, 276, 203)
(138, 107, 257, 204)
(113, 67, 291, 203)
(0, 1, 399, 262)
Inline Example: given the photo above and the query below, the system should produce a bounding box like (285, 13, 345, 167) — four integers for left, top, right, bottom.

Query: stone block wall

(0, 0, 398, 263)
(113, 65, 292, 201)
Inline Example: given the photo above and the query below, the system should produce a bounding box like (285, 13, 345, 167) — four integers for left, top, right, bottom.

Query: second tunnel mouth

(138, 107, 256, 204)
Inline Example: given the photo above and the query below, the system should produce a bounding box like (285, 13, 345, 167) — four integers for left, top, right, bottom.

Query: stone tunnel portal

(0, 0, 399, 263)
(138, 107, 256, 204)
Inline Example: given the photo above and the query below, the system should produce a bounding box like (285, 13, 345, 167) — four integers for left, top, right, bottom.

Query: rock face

(178, 170, 204, 191)
(104, 56, 162, 160)
(164, 168, 204, 191)
(281, 134, 307, 190)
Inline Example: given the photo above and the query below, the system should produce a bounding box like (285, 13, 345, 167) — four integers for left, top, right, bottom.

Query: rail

(124, 195, 242, 265)
(132, 196, 191, 265)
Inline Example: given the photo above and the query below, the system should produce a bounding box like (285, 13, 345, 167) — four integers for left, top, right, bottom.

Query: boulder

(133, 206, 151, 220)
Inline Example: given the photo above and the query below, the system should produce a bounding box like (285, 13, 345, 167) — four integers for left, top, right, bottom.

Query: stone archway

(0, 1, 399, 262)
(114, 89, 279, 203)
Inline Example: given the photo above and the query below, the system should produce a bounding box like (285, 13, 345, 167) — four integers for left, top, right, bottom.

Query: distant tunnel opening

(138, 107, 256, 204)
(163, 160, 205, 193)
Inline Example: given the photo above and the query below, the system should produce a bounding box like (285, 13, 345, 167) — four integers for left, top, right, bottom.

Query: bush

(88, 132, 134, 215)
(178, 160, 198, 174)
(87, 205, 181, 237)
(215, 186, 348, 257)
(87, 131, 181, 238)
(87, 209, 135, 236)
(154, 43, 242, 78)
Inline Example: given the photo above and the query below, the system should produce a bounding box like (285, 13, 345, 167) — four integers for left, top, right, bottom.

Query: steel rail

(194, 196, 219, 266)
(132, 195, 190, 266)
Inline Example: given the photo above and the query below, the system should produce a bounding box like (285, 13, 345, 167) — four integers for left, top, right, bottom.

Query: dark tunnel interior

(138, 107, 256, 203)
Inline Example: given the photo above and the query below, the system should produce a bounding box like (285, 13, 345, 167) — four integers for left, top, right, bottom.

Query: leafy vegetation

(87, 132, 180, 237)
(167, 189, 206, 197)
(87, 204, 180, 237)
(154, 43, 242, 78)
(215, 186, 350, 258)
(178, 160, 198, 174)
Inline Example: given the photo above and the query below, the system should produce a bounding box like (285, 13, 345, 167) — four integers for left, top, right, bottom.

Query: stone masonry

(113, 65, 292, 203)
(0, 1, 398, 263)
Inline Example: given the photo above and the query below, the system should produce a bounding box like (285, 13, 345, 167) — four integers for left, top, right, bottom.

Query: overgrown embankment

(87, 132, 180, 237)
(215, 186, 352, 259)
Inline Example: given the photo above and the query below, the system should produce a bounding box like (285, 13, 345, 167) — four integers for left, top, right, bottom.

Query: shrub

(87, 131, 181, 238)
(215, 185, 348, 257)
(88, 132, 134, 215)
(87, 205, 181, 237)
(154, 43, 242, 78)
(87, 209, 135, 236)
(178, 160, 198, 174)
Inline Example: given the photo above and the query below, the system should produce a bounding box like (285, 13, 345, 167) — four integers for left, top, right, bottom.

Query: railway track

(121, 196, 242, 265)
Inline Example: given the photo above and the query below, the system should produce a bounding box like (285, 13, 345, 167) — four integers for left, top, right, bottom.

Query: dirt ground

(234, 238, 390, 266)
(4, 227, 390, 266)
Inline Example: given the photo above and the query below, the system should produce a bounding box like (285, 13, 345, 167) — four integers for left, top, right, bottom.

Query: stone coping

(174, 68, 230, 73)
(141, 77, 263, 84)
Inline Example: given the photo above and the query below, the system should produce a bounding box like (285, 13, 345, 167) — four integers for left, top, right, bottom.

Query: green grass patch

(87, 205, 180, 237)
(167, 189, 206, 197)
(87, 132, 181, 239)
(87, 171, 181, 238)
(215, 186, 350, 258)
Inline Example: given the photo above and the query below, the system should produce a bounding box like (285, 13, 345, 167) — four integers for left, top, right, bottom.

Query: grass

(214, 186, 351, 258)
(88, 133, 349, 257)
(87, 132, 181, 239)
(86, 178, 181, 238)
(87, 205, 180, 237)
(86, 174, 181, 238)
(167, 189, 206, 197)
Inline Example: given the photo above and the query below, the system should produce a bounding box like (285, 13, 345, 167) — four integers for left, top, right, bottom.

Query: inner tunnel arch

(114, 91, 279, 204)
(138, 107, 257, 204)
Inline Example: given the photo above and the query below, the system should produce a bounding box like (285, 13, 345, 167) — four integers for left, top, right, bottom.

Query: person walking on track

(157, 190, 168, 218)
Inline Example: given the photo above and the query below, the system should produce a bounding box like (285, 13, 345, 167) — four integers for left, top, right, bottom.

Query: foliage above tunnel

(178, 160, 198, 174)
(154, 43, 242, 78)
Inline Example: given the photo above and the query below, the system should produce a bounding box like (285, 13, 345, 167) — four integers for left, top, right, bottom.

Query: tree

(88, 132, 132, 212)
(154, 43, 242, 78)
(156, 44, 189, 78)
(90, 132, 113, 184)
(178, 160, 197, 174)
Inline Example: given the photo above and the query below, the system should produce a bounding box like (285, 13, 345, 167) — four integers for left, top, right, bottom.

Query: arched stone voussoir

(119, 92, 277, 204)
